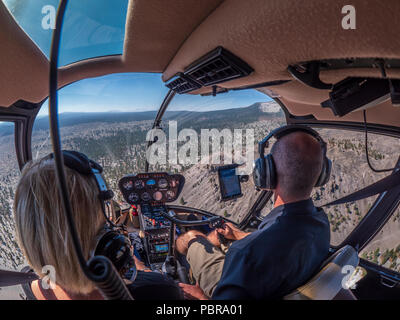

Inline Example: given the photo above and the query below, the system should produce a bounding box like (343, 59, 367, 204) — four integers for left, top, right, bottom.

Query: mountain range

(0, 102, 283, 137)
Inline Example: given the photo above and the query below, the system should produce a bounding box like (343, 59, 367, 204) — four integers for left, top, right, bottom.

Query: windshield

(30, 74, 282, 225)
(3, 0, 128, 66)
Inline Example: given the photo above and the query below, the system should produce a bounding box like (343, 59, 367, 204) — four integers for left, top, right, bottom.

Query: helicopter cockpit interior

(0, 0, 400, 303)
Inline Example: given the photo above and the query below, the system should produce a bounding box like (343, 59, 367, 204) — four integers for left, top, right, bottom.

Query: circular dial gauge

(153, 191, 163, 201)
(166, 190, 175, 201)
(158, 178, 168, 189)
(146, 179, 156, 187)
(170, 179, 177, 188)
(123, 181, 133, 191)
(134, 180, 145, 189)
(128, 193, 139, 203)
(141, 192, 151, 202)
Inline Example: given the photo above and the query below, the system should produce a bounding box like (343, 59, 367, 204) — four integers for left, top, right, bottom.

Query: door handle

(380, 275, 399, 288)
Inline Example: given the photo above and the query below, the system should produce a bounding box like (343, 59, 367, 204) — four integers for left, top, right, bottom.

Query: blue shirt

(212, 199, 330, 300)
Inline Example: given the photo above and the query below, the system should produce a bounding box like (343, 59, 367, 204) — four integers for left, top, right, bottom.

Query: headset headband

(258, 124, 327, 157)
(45, 150, 114, 201)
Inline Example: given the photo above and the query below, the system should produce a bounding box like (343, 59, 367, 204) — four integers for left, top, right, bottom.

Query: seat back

(284, 245, 359, 300)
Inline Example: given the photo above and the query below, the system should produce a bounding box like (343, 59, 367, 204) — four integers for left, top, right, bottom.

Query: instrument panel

(118, 172, 185, 205)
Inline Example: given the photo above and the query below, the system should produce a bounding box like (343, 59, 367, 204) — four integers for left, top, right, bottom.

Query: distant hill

(0, 102, 283, 137)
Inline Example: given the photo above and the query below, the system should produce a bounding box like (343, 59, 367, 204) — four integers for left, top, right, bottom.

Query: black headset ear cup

(99, 189, 114, 201)
(252, 158, 265, 188)
(95, 231, 133, 273)
(315, 157, 332, 187)
(264, 154, 277, 190)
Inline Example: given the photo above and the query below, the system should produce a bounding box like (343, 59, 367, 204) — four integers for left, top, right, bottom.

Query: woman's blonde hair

(13, 157, 105, 294)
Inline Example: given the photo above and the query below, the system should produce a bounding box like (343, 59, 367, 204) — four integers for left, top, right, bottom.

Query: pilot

(176, 128, 331, 300)
(13, 153, 182, 300)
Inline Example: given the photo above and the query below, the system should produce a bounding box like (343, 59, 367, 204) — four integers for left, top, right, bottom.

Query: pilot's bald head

(271, 131, 323, 201)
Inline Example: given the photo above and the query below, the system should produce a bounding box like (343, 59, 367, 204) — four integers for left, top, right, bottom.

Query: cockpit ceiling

(1, 0, 400, 128)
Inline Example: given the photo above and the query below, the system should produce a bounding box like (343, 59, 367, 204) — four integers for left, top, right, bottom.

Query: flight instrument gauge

(146, 179, 156, 187)
(141, 192, 151, 202)
(134, 180, 145, 189)
(158, 178, 168, 189)
(153, 191, 163, 201)
(123, 181, 133, 191)
(166, 190, 175, 201)
(128, 193, 139, 203)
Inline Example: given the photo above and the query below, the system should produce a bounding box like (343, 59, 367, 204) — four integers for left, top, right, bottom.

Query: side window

(0, 122, 25, 271)
(360, 206, 400, 273)
(312, 129, 400, 247)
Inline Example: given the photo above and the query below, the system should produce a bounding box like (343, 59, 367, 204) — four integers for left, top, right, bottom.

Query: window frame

(0, 100, 43, 169)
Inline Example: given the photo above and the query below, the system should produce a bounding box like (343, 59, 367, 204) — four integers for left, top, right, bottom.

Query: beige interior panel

(0, 1, 49, 106)
(123, 0, 223, 72)
(277, 96, 400, 128)
(163, 0, 400, 90)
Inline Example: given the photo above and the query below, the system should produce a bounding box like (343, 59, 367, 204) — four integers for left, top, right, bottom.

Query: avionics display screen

(154, 244, 169, 253)
(218, 166, 242, 201)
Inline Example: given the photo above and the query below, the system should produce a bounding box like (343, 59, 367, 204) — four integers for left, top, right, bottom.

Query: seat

(284, 245, 359, 300)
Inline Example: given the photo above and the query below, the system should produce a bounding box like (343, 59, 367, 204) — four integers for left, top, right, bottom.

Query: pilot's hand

(216, 222, 250, 241)
(115, 210, 129, 225)
(178, 283, 209, 300)
(206, 230, 221, 247)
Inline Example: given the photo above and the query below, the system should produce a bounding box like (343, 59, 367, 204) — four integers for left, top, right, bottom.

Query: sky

(38, 73, 272, 116)
(3, 0, 272, 116)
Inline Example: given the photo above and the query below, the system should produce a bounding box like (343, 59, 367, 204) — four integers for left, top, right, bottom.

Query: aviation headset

(45, 150, 136, 278)
(252, 125, 332, 190)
